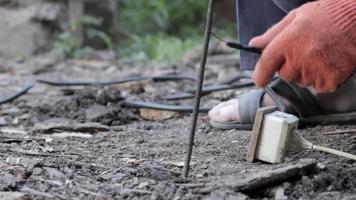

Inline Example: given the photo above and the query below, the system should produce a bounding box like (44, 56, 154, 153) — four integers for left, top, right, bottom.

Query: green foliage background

(116, 0, 211, 62)
(54, 0, 235, 61)
(117, 0, 207, 37)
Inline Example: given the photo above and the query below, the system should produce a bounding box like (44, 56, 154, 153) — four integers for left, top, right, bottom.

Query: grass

(116, 35, 203, 62)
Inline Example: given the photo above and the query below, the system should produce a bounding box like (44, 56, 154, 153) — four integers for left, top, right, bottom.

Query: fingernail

(249, 38, 256, 46)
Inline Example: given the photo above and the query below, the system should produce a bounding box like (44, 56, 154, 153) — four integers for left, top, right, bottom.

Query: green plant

(117, 34, 202, 62)
(115, 0, 236, 62)
(53, 15, 113, 58)
(116, 0, 207, 37)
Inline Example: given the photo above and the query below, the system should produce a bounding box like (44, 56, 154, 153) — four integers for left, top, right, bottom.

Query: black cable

(185, 81, 254, 94)
(37, 74, 196, 87)
(0, 73, 252, 106)
(0, 84, 34, 105)
(211, 31, 262, 54)
(123, 100, 211, 113)
(163, 81, 254, 101)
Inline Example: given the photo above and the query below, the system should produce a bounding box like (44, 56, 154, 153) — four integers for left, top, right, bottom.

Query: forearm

(320, 0, 356, 44)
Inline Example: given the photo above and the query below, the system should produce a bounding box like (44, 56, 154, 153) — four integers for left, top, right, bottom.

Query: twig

(323, 129, 356, 135)
(77, 187, 106, 197)
(9, 149, 77, 158)
(312, 145, 356, 161)
(194, 159, 316, 194)
(178, 183, 206, 188)
(20, 186, 55, 199)
(63, 158, 110, 170)
(120, 189, 153, 195)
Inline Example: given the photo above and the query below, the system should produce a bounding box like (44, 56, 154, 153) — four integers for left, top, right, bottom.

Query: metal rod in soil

(183, 0, 215, 178)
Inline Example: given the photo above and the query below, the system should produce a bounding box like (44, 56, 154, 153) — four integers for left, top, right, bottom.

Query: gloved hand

(249, 0, 356, 93)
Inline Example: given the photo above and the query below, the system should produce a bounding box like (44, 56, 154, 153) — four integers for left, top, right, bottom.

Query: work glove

(249, 0, 356, 93)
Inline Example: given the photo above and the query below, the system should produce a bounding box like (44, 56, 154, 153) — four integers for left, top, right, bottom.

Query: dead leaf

(139, 109, 180, 121)
(0, 192, 28, 200)
(50, 132, 93, 139)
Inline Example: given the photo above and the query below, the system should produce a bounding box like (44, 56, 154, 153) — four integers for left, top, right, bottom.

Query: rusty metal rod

(183, 0, 215, 178)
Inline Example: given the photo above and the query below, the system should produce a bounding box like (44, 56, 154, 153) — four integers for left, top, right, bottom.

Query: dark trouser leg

(272, 0, 315, 13)
(236, 0, 312, 70)
(236, 0, 286, 70)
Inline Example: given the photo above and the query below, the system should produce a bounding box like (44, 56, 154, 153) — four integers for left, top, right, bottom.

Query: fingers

(249, 10, 297, 49)
(278, 61, 299, 82)
(252, 34, 288, 87)
(313, 69, 349, 93)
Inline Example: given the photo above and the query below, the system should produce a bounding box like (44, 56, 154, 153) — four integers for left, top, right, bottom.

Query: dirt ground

(0, 51, 355, 200)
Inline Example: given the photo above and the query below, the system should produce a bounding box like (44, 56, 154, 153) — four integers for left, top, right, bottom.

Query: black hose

(0, 84, 34, 105)
(37, 74, 196, 87)
(123, 100, 211, 113)
(163, 81, 254, 101)
(185, 81, 254, 94)
(0, 73, 251, 106)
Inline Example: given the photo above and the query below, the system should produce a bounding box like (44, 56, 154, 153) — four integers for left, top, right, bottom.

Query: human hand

(250, 0, 356, 93)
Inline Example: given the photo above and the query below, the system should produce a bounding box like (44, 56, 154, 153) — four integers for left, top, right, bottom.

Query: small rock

(2, 166, 27, 179)
(31, 167, 42, 176)
(85, 104, 112, 121)
(43, 167, 67, 180)
(99, 172, 126, 183)
(137, 181, 149, 189)
(0, 174, 19, 190)
(316, 192, 341, 200)
(6, 157, 21, 165)
(317, 162, 326, 170)
(274, 186, 288, 200)
(149, 167, 180, 181)
(205, 189, 248, 200)
(6, 157, 41, 169)
(45, 138, 54, 143)
(32, 119, 109, 134)
(0, 117, 8, 126)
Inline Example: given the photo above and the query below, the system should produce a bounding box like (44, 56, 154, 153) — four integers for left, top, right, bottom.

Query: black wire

(123, 100, 211, 113)
(211, 31, 262, 54)
(0, 84, 34, 105)
(37, 75, 196, 87)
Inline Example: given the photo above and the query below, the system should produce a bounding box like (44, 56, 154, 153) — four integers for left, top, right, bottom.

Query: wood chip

(20, 187, 54, 199)
(194, 159, 316, 194)
(0, 128, 27, 135)
(32, 120, 109, 134)
(323, 129, 356, 135)
(50, 132, 93, 139)
(139, 109, 180, 121)
(0, 192, 28, 200)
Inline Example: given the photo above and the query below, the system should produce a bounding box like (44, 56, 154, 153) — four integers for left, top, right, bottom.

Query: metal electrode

(183, 0, 215, 178)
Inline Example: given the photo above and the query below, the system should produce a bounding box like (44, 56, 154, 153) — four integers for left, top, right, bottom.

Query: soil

(0, 53, 355, 200)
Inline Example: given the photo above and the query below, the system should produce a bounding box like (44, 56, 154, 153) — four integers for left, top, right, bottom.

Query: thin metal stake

(183, 0, 215, 178)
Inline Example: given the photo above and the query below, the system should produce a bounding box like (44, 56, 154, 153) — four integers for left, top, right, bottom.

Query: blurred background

(0, 0, 236, 62)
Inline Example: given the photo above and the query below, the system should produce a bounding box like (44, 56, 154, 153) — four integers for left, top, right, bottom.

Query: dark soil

(0, 54, 355, 199)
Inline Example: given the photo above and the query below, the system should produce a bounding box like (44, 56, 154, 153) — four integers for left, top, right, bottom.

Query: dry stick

(293, 131, 356, 161)
(183, 0, 215, 178)
(312, 145, 356, 160)
(323, 129, 356, 135)
(194, 159, 316, 194)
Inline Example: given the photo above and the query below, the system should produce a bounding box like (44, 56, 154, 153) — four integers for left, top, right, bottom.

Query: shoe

(210, 79, 356, 130)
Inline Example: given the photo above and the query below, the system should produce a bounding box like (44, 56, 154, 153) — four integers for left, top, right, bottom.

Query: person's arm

(249, 0, 356, 93)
